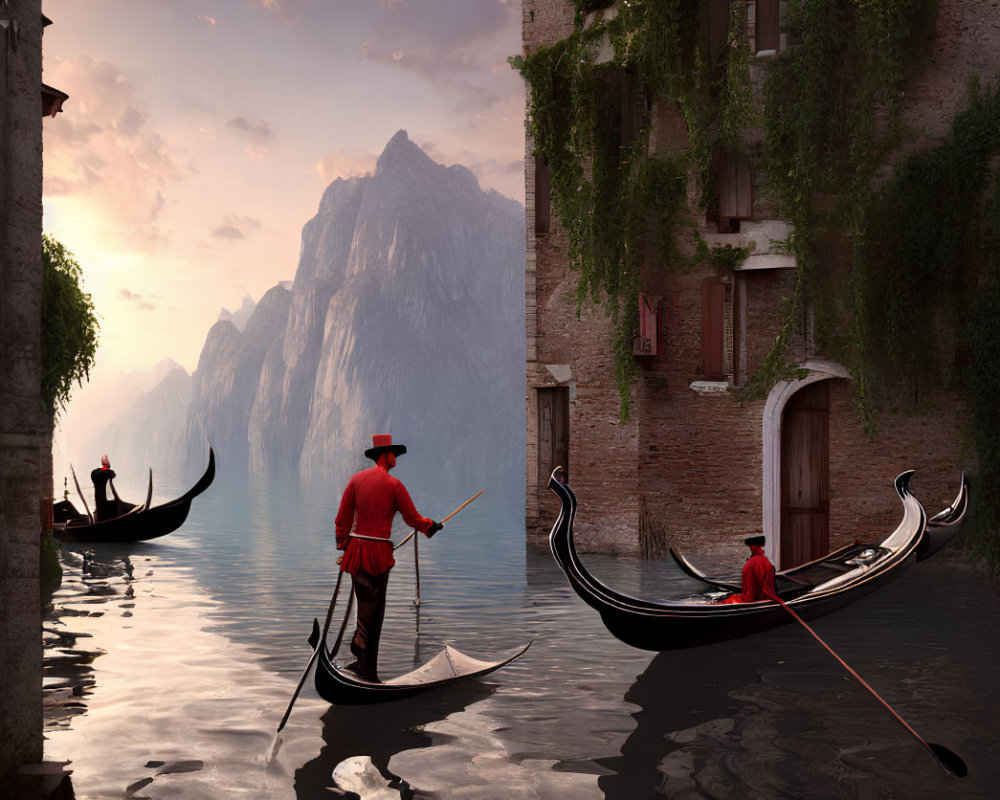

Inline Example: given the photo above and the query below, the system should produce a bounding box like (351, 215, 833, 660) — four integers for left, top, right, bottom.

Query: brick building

(521, 0, 997, 567)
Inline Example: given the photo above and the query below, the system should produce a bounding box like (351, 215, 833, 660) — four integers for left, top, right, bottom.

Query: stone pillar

(0, 0, 45, 786)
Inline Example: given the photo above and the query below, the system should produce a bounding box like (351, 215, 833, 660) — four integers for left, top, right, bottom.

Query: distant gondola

(53, 448, 215, 543)
(309, 619, 530, 705)
(547, 468, 944, 651)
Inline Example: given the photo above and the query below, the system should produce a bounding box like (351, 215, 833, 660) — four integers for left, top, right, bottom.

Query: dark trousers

(349, 569, 390, 680)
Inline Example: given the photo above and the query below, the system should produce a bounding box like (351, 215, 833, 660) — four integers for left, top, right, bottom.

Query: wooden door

(780, 381, 830, 568)
(538, 387, 569, 487)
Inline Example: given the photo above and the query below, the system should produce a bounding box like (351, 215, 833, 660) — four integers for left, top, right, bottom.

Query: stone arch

(761, 359, 852, 567)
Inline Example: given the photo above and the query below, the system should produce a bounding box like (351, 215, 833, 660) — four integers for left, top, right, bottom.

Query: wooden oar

(774, 596, 967, 777)
(273, 570, 345, 737)
(395, 490, 485, 551)
(70, 464, 94, 524)
(394, 490, 484, 605)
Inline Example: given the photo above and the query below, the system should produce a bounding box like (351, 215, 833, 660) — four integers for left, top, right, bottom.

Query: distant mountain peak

(376, 129, 436, 176)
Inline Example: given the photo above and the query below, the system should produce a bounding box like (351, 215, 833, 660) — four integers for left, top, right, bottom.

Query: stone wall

(522, 0, 983, 565)
(0, 0, 45, 785)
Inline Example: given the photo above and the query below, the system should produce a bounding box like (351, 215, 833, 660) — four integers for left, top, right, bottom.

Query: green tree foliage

(41, 234, 99, 415)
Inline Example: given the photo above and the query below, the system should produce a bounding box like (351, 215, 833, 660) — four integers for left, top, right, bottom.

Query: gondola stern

(916, 472, 970, 562)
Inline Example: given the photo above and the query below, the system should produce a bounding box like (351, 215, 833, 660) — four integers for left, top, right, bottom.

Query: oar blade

(928, 742, 967, 778)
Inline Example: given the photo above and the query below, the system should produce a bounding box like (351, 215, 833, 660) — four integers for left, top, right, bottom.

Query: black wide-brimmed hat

(744, 535, 766, 547)
(364, 434, 407, 461)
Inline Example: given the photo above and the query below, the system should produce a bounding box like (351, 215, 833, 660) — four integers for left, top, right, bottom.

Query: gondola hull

(548, 469, 931, 651)
(54, 449, 215, 543)
(312, 620, 530, 705)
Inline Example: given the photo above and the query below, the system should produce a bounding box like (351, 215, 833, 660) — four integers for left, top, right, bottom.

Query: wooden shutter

(633, 293, 662, 356)
(756, 0, 779, 53)
(709, 0, 731, 73)
(701, 280, 725, 380)
(537, 387, 570, 486)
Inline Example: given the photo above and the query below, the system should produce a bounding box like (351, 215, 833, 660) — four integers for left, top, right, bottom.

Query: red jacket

(740, 547, 778, 601)
(335, 463, 435, 576)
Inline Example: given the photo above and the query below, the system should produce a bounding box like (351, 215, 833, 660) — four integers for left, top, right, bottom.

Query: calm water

(43, 470, 1000, 799)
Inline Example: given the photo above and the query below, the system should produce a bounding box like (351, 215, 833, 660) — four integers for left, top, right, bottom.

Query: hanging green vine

(853, 79, 1000, 572)
(718, 1, 759, 151)
(517, 0, 1000, 568)
(751, 0, 938, 403)
(514, 1, 754, 419)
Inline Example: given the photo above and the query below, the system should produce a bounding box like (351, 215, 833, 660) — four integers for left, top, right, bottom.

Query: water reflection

(294, 682, 495, 796)
(42, 472, 1000, 799)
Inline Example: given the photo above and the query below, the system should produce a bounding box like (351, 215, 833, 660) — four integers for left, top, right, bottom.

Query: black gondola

(53, 448, 215, 543)
(915, 473, 969, 562)
(547, 468, 933, 651)
(310, 619, 530, 706)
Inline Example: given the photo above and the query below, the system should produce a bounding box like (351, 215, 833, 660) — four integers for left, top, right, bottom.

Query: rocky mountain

(178, 130, 525, 489)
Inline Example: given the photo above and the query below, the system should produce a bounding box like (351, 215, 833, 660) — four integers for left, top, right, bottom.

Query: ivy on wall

(750, 0, 939, 400)
(41, 234, 100, 416)
(853, 79, 1000, 571)
(516, 0, 1000, 570)
(514, 0, 750, 420)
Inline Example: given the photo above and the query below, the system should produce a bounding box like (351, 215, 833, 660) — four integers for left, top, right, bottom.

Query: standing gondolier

(335, 435, 443, 681)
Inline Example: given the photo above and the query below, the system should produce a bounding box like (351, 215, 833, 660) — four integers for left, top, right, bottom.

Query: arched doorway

(762, 360, 851, 569)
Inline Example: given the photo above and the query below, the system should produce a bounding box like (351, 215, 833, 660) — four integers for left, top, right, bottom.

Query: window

(756, 0, 780, 54)
(709, 0, 780, 67)
(713, 147, 754, 232)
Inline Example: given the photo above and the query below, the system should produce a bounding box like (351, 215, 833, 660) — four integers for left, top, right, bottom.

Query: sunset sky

(41, 0, 525, 379)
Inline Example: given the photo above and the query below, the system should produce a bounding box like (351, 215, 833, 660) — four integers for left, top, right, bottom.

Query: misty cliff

(183, 283, 292, 471)
(82, 364, 193, 481)
(189, 130, 525, 488)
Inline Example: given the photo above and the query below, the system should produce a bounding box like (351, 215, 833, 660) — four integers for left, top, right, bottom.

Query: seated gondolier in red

(335, 435, 443, 681)
(719, 535, 779, 604)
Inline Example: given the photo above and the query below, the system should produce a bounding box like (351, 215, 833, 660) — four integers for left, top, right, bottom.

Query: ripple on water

(44, 480, 1000, 799)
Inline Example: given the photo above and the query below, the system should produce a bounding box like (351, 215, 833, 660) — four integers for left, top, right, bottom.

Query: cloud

(197, 14, 216, 27)
(210, 215, 262, 240)
(118, 288, 157, 311)
(251, 0, 302, 26)
(41, 55, 187, 250)
(225, 114, 275, 143)
(311, 148, 377, 183)
(361, 0, 523, 122)
(374, 0, 516, 53)
(211, 225, 245, 240)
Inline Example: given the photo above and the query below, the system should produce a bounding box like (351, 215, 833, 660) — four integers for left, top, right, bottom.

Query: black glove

(428, 520, 443, 536)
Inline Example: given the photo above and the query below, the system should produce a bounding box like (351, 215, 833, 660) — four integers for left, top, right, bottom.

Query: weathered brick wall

(523, 0, 982, 566)
(634, 263, 797, 560)
(0, 0, 45, 783)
